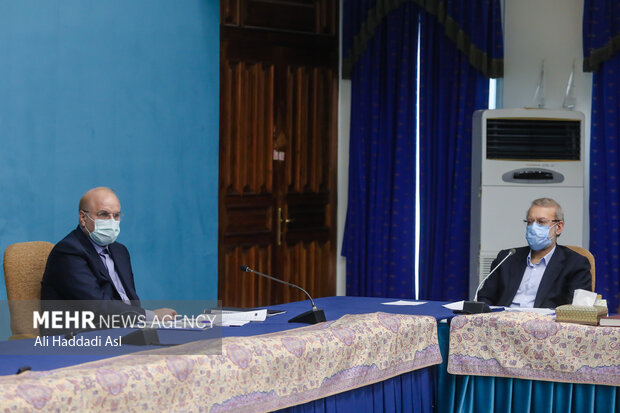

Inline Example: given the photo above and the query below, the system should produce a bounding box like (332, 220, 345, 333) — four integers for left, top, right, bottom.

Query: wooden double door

(218, 0, 338, 307)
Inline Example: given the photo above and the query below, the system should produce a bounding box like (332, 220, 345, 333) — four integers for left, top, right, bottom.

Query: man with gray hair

(477, 198, 592, 308)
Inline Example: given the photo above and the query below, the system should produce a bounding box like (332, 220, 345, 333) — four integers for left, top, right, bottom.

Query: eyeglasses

(523, 219, 561, 226)
(82, 210, 122, 221)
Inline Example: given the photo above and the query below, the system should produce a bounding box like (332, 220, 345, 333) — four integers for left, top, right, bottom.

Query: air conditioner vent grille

(486, 118, 580, 160)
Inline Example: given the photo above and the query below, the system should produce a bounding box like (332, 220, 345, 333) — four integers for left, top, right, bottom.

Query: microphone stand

(462, 248, 516, 314)
(240, 265, 326, 324)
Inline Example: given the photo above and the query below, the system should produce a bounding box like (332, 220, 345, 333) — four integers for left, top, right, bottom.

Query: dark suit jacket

(41, 226, 145, 317)
(477, 245, 592, 308)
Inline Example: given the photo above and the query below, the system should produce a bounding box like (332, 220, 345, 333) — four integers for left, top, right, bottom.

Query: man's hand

(153, 308, 177, 319)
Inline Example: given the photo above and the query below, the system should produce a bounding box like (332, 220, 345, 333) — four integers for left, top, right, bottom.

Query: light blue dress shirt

(510, 246, 556, 308)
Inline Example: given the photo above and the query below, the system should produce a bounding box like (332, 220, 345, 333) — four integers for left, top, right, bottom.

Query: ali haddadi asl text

(34, 335, 122, 347)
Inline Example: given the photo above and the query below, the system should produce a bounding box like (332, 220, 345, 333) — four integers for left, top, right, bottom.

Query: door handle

(277, 208, 293, 246)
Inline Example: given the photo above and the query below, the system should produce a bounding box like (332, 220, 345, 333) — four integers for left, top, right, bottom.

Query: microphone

(474, 248, 516, 301)
(239, 265, 326, 324)
(463, 248, 516, 314)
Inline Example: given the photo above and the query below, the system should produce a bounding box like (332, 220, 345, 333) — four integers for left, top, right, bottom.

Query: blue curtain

(584, 0, 620, 313)
(417, 4, 501, 301)
(343, 0, 503, 298)
(342, 3, 418, 297)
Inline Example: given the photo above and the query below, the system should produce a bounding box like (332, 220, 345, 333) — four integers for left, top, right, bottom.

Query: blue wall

(0, 1, 220, 302)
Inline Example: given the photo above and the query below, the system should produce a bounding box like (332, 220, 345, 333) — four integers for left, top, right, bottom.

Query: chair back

(3, 241, 54, 339)
(564, 245, 596, 292)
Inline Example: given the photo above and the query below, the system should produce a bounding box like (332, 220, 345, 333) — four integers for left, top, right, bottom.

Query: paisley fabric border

(0, 312, 441, 412)
(447, 312, 620, 386)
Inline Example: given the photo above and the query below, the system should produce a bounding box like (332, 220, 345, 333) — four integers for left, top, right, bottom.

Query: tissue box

(555, 305, 608, 325)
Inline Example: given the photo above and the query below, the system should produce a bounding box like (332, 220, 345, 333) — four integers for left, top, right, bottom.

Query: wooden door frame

(218, 1, 339, 307)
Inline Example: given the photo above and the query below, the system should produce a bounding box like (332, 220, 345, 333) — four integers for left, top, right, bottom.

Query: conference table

(0, 297, 617, 412)
(439, 310, 620, 413)
(0, 297, 453, 412)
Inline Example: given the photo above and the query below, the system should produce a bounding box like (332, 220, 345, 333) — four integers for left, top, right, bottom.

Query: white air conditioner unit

(469, 108, 586, 299)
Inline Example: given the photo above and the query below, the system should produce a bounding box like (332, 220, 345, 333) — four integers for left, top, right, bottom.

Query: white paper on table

(220, 309, 267, 324)
(382, 300, 427, 306)
(162, 319, 213, 330)
(443, 301, 465, 311)
(443, 300, 503, 311)
(220, 319, 250, 327)
(503, 307, 555, 315)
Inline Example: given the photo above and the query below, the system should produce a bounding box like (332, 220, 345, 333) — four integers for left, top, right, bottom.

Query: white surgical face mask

(85, 214, 120, 246)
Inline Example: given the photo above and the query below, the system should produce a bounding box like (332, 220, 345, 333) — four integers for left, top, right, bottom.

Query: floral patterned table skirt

(0, 312, 441, 412)
(447, 311, 620, 386)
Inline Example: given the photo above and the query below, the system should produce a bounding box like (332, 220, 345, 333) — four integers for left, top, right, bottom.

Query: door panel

(219, 0, 338, 308)
(222, 0, 336, 35)
(219, 58, 277, 306)
(220, 61, 274, 195)
(281, 240, 331, 303)
(285, 66, 333, 193)
(223, 245, 273, 307)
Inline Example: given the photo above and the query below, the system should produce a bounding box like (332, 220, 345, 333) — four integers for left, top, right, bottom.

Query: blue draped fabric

(342, 0, 377, 69)
(435, 323, 619, 413)
(278, 368, 434, 413)
(342, 1, 504, 79)
(582, 0, 620, 72)
(417, 12, 492, 301)
(342, 0, 503, 299)
(584, 0, 620, 313)
(342, 4, 418, 297)
(439, 372, 620, 413)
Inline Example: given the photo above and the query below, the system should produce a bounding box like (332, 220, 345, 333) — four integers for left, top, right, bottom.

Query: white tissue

(594, 298, 607, 309)
(572, 289, 597, 306)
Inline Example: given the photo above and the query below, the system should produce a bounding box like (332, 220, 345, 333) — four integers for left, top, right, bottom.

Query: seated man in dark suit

(41, 187, 175, 322)
(477, 198, 592, 309)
